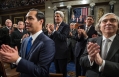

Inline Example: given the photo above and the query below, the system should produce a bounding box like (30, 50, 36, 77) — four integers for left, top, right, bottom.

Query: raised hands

(77, 29, 88, 38)
(22, 33, 29, 40)
(0, 44, 20, 63)
(87, 42, 103, 65)
(47, 23, 55, 34)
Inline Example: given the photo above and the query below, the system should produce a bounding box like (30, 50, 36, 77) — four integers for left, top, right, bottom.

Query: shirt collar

(6, 26, 11, 29)
(57, 22, 62, 26)
(102, 34, 116, 42)
(18, 29, 23, 32)
(86, 25, 92, 28)
(30, 30, 42, 43)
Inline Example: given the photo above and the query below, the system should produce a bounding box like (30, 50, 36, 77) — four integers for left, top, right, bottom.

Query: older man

(11, 21, 28, 52)
(0, 19, 12, 46)
(47, 11, 70, 77)
(80, 13, 119, 77)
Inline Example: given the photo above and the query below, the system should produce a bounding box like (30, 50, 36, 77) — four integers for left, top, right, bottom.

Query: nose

(25, 18, 28, 23)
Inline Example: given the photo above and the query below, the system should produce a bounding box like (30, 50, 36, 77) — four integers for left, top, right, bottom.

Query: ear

(39, 19, 44, 24)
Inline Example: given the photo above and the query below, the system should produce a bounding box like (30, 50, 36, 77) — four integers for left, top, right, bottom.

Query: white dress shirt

(88, 34, 116, 72)
(16, 30, 43, 65)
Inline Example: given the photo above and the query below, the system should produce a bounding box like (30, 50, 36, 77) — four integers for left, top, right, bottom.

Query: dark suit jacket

(86, 25, 97, 38)
(11, 29, 28, 51)
(75, 25, 97, 57)
(16, 32, 55, 77)
(80, 35, 119, 77)
(50, 22, 70, 59)
(67, 29, 77, 49)
(0, 27, 11, 46)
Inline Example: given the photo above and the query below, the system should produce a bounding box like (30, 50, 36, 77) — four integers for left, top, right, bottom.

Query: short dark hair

(86, 15, 94, 20)
(29, 8, 45, 27)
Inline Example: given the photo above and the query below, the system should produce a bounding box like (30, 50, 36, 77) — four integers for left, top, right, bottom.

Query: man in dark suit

(80, 13, 119, 77)
(67, 23, 77, 62)
(47, 11, 70, 77)
(75, 16, 97, 77)
(11, 21, 28, 52)
(0, 8, 55, 77)
(0, 19, 12, 46)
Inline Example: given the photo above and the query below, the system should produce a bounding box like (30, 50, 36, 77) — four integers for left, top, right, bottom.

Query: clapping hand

(0, 44, 20, 63)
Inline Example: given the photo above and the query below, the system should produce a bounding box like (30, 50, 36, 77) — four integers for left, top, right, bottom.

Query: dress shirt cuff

(88, 55, 94, 66)
(16, 57, 22, 65)
(99, 60, 105, 72)
(20, 39, 22, 43)
(53, 30, 56, 33)
(51, 30, 56, 35)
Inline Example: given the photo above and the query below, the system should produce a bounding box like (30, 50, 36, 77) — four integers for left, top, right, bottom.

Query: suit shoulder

(88, 37, 99, 42)
(41, 32, 54, 42)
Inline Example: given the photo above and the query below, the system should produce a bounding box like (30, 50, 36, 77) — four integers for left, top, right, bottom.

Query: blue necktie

(26, 37, 32, 56)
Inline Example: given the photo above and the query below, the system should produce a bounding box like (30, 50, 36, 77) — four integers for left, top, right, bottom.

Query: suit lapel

(97, 37, 102, 55)
(26, 33, 43, 59)
(22, 37, 29, 58)
(106, 35, 119, 60)
(57, 22, 64, 32)
(53, 22, 64, 40)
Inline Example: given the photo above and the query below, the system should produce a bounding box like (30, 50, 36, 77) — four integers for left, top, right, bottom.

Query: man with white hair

(80, 13, 119, 77)
(0, 19, 12, 46)
(47, 11, 70, 77)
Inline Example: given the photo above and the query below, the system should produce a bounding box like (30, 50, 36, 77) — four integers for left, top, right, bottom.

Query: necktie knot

(105, 38, 111, 42)
(86, 27, 89, 33)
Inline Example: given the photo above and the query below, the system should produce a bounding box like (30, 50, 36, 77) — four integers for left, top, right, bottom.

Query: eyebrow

(25, 16, 33, 18)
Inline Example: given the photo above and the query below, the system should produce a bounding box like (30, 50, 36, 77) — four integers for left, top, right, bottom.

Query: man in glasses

(80, 13, 119, 77)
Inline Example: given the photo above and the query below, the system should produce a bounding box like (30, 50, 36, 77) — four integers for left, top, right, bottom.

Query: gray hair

(95, 13, 119, 35)
(55, 11, 64, 18)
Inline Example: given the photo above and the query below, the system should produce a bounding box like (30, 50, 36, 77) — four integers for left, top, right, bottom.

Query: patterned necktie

(102, 39, 110, 59)
(26, 37, 32, 56)
(85, 27, 89, 33)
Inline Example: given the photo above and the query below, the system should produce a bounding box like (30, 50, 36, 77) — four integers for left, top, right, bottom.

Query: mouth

(105, 25, 114, 30)
(25, 24, 31, 29)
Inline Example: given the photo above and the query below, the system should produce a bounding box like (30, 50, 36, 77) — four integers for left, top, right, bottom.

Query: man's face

(5, 19, 12, 27)
(25, 11, 42, 34)
(55, 13, 63, 24)
(100, 14, 118, 35)
(85, 17, 94, 26)
(18, 22, 24, 29)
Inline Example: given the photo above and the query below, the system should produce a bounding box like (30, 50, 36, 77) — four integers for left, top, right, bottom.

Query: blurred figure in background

(11, 21, 28, 52)
(70, 14, 76, 23)
(67, 23, 77, 62)
(75, 16, 97, 77)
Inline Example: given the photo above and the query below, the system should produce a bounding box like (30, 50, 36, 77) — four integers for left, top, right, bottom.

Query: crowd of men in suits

(0, 8, 119, 77)
(44, 11, 119, 77)
(0, 19, 28, 51)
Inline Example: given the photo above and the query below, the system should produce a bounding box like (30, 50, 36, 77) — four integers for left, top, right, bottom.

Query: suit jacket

(86, 25, 97, 38)
(50, 22, 70, 59)
(0, 27, 11, 46)
(67, 29, 77, 48)
(11, 29, 28, 51)
(80, 35, 119, 77)
(16, 32, 55, 77)
(75, 25, 97, 57)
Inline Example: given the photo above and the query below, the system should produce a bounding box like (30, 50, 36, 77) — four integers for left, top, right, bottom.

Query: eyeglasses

(101, 18, 117, 23)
